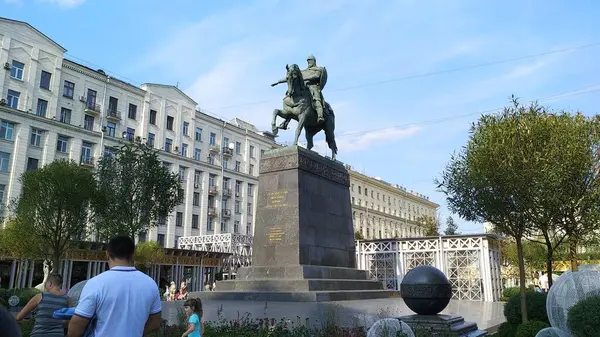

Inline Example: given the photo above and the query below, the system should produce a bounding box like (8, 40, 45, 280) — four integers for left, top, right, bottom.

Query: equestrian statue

(271, 54, 338, 160)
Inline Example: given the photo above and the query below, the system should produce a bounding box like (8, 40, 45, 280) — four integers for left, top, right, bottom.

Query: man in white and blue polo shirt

(68, 236, 162, 337)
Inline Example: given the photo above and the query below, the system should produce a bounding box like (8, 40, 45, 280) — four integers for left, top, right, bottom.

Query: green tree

(4, 160, 96, 272)
(93, 142, 183, 240)
(354, 230, 365, 240)
(443, 216, 460, 235)
(418, 215, 440, 236)
(436, 99, 544, 323)
(134, 241, 165, 273)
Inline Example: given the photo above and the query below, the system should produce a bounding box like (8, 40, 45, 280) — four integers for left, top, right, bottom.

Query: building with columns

(0, 17, 276, 250)
(348, 168, 439, 239)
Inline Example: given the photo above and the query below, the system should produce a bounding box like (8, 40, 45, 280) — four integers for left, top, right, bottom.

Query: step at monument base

(190, 289, 399, 302)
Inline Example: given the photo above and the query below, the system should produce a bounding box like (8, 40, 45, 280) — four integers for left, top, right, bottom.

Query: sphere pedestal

(397, 266, 488, 336)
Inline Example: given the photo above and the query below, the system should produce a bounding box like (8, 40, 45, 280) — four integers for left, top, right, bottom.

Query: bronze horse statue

(271, 64, 338, 160)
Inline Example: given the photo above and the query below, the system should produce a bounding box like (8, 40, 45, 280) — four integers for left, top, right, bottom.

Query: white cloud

(37, 0, 84, 7)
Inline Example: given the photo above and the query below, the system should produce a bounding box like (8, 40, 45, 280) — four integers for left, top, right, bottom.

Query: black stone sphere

(400, 265, 452, 315)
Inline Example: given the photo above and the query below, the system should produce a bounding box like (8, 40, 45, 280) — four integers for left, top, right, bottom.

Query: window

(157, 234, 165, 247)
(194, 148, 201, 161)
(235, 161, 241, 172)
(195, 127, 202, 141)
(206, 217, 214, 231)
(106, 122, 116, 137)
(222, 159, 228, 169)
(60, 108, 71, 124)
(166, 116, 174, 130)
(81, 142, 93, 164)
(63, 81, 75, 98)
(86, 89, 97, 106)
(176, 212, 183, 227)
(193, 192, 200, 206)
(209, 132, 216, 145)
(235, 141, 241, 154)
(147, 133, 155, 147)
(250, 145, 255, 158)
(194, 171, 202, 185)
(176, 168, 186, 184)
(234, 220, 240, 233)
(0, 152, 10, 172)
(84, 115, 94, 131)
(165, 138, 172, 152)
(10, 60, 24, 80)
(246, 223, 252, 235)
(181, 143, 188, 157)
(0, 121, 14, 140)
(247, 202, 253, 215)
(157, 215, 167, 226)
(235, 200, 241, 214)
(7, 90, 20, 109)
(25, 157, 38, 171)
(223, 137, 229, 147)
(183, 122, 189, 136)
(235, 180, 242, 193)
(125, 127, 135, 141)
(108, 96, 118, 115)
(192, 214, 199, 229)
(248, 184, 254, 197)
(220, 220, 227, 232)
(207, 153, 215, 165)
(36, 99, 48, 117)
(0, 184, 5, 205)
(30, 128, 43, 146)
(249, 164, 254, 175)
(149, 109, 157, 125)
(40, 71, 52, 90)
(138, 232, 147, 243)
(208, 174, 216, 187)
(56, 136, 69, 153)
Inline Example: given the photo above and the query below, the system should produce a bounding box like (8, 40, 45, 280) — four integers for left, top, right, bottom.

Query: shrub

(494, 323, 518, 337)
(567, 295, 600, 337)
(515, 321, 549, 337)
(504, 292, 549, 325)
(0, 287, 41, 307)
(501, 286, 535, 301)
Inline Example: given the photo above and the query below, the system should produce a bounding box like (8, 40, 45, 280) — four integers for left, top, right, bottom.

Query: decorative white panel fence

(356, 235, 503, 302)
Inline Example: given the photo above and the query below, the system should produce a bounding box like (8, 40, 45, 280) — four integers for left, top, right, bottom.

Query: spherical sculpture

(400, 265, 452, 315)
(546, 270, 600, 335)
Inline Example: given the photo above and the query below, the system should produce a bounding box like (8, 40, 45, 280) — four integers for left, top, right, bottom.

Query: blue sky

(3, 0, 600, 233)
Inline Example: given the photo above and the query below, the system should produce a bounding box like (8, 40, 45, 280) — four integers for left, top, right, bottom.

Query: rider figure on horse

(272, 54, 328, 124)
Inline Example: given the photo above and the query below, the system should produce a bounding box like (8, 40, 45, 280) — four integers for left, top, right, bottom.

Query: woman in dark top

(16, 273, 72, 337)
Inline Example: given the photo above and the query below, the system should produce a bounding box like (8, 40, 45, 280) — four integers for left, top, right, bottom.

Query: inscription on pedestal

(266, 226, 285, 244)
(266, 190, 289, 209)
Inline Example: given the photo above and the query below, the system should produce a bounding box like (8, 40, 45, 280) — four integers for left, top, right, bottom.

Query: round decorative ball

(8, 295, 19, 307)
(400, 265, 452, 315)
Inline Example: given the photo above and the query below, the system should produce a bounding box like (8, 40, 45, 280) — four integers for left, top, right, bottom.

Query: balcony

(209, 145, 220, 153)
(80, 155, 94, 167)
(235, 191, 241, 199)
(208, 186, 218, 195)
(207, 207, 217, 216)
(222, 188, 232, 198)
(222, 209, 231, 218)
(222, 147, 233, 157)
(106, 109, 121, 121)
(84, 101, 101, 115)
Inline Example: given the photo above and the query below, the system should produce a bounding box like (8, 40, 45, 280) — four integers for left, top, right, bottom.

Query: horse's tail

(324, 120, 338, 155)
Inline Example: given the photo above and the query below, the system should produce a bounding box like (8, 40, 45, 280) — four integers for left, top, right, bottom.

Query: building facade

(0, 18, 276, 249)
(349, 168, 439, 239)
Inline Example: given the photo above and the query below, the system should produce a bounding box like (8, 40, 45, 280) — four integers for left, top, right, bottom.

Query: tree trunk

(516, 236, 529, 323)
(569, 236, 578, 272)
(545, 245, 554, 288)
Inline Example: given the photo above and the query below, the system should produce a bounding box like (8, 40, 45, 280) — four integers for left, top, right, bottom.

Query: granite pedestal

(397, 315, 487, 337)
(193, 146, 396, 301)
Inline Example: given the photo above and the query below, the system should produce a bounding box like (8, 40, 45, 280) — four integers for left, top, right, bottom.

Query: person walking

(67, 236, 162, 337)
(16, 273, 71, 337)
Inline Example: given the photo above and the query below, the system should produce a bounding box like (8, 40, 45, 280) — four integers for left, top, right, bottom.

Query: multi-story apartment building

(0, 17, 275, 248)
(349, 168, 439, 239)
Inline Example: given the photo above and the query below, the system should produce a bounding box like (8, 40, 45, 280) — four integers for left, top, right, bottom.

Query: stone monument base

(397, 315, 487, 337)
(191, 265, 398, 302)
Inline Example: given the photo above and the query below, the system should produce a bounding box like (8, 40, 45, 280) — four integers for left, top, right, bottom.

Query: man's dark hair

(107, 236, 135, 260)
(46, 273, 63, 287)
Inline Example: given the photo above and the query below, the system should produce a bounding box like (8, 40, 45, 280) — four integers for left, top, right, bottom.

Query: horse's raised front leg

(271, 109, 281, 135)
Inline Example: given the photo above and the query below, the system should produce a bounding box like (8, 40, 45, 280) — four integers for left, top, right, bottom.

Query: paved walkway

(161, 298, 505, 330)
